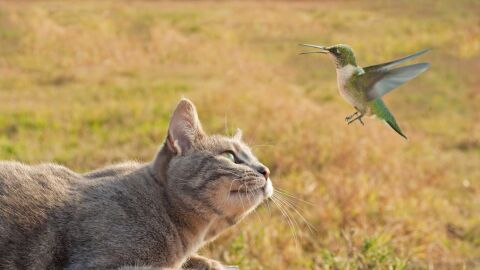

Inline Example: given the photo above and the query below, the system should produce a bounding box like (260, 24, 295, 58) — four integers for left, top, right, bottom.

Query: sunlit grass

(0, 0, 479, 269)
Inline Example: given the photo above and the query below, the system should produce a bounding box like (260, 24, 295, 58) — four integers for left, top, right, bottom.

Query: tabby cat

(0, 99, 273, 269)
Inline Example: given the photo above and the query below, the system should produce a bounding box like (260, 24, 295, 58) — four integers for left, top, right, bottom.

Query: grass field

(0, 1, 479, 269)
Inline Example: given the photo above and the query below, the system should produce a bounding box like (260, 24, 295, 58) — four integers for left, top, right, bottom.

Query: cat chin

(228, 189, 262, 208)
(230, 179, 272, 198)
(228, 179, 273, 211)
(264, 179, 273, 199)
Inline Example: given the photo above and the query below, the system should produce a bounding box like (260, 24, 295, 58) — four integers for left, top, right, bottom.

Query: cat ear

(166, 98, 206, 155)
(233, 128, 243, 140)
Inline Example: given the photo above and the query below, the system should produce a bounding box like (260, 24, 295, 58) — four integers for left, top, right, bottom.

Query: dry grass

(0, 1, 479, 269)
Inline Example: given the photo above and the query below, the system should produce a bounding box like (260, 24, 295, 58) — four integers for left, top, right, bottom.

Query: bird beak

(299, 44, 329, 55)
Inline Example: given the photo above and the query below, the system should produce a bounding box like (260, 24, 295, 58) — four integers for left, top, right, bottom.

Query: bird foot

(345, 111, 360, 122)
(346, 113, 364, 125)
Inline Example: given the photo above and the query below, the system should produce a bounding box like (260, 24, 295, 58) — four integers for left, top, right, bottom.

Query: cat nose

(256, 166, 270, 180)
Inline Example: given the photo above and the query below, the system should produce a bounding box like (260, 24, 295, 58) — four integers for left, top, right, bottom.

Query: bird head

(300, 44, 357, 68)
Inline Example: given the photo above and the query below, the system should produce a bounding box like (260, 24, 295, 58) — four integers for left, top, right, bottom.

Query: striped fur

(0, 99, 272, 270)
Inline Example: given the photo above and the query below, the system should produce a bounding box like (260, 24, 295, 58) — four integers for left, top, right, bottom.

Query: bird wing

(363, 49, 430, 72)
(360, 63, 430, 100)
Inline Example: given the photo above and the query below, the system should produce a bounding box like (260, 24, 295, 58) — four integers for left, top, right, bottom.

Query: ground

(0, 1, 479, 269)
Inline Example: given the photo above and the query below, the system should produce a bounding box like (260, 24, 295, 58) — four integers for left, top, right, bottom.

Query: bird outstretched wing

(363, 49, 430, 72)
(360, 63, 430, 100)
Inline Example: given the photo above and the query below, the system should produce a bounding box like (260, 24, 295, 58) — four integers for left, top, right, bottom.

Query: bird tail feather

(385, 119, 407, 139)
(370, 99, 407, 139)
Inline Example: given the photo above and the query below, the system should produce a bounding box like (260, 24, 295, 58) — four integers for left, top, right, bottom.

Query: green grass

(0, 1, 479, 269)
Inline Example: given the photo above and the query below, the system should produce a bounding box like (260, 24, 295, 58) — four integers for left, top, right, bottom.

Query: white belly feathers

(336, 64, 359, 107)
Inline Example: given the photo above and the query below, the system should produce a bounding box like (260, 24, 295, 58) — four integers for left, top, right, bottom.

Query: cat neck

(160, 178, 214, 256)
(113, 165, 213, 265)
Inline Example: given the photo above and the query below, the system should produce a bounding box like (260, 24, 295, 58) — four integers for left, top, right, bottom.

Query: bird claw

(346, 112, 364, 125)
(345, 111, 360, 122)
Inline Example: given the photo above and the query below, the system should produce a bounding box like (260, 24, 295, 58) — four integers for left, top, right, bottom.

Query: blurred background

(0, 1, 479, 269)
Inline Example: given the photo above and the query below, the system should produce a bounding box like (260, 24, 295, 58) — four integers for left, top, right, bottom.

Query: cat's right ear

(165, 98, 206, 155)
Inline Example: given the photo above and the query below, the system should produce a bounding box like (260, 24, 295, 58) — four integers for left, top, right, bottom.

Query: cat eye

(221, 151, 236, 162)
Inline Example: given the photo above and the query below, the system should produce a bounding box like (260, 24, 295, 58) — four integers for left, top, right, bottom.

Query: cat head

(153, 98, 273, 223)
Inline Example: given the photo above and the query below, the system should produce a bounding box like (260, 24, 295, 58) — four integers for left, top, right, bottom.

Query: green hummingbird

(300, 44, 430, 139)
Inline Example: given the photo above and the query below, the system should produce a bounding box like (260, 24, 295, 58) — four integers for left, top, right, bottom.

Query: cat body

(0, 99, 273, 269)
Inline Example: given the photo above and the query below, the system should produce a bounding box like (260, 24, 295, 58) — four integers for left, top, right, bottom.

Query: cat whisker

(273, 194, 303, 235)
(270, 196, 299, 249)
(272, 199, 299, 248)
(275, 188, 313, 204)
(215, 169, 243, 178)
(224, 114, 230, 135)
(275, 188, 315, 206)
(227, 179, 240, 202)
(249, 140, 277, 148)
(238, 183, 247, 215)
(274, 192, 317, 233)
(250, 143, 277, 149)
(245, 184, 263, 223)
(273, 191, 308, 213)
(264, 197, 273, 218)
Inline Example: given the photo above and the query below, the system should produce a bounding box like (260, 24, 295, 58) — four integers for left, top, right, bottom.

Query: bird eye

(221, 151, 236, 162)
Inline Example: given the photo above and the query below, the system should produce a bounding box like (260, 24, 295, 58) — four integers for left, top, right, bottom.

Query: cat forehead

(200, 135, 254, 155)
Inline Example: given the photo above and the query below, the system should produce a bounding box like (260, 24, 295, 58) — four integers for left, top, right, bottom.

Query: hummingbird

(300, 44, 430, 139)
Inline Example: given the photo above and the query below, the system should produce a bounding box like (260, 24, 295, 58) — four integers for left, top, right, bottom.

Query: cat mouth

(229, 181, 268, 196)
(230, 187, 263, 195)
(229, 181, 273, 204)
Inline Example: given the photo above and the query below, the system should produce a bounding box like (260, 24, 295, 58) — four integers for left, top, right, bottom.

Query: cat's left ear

(166, 98, 206, 155)
(233, 128, 242, 140)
